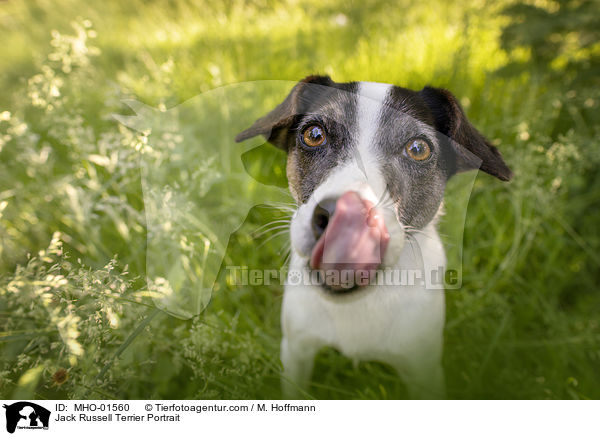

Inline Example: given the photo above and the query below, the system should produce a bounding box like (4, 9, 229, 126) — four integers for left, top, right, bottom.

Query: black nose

(312, 198, 337, 239)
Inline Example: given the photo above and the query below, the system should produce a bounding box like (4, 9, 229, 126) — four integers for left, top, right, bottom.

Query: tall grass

(1, 0, 599, 399)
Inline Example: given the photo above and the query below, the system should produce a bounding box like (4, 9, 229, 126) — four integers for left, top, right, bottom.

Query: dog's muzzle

(309, 191, 390, 291)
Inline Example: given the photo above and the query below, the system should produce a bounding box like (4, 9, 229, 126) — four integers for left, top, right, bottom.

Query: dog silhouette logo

(2, 402, 50, 434)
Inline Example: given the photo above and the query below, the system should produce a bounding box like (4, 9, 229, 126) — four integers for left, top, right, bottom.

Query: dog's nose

(311, 198, 337, 239)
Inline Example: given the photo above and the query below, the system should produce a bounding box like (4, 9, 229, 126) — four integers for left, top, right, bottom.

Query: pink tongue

(310, 191, 390, 290)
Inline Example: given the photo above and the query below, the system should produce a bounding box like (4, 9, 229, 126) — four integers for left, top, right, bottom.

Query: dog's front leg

(280, 336, 320, 398)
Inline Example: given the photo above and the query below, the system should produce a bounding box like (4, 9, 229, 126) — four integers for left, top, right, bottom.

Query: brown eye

(404, 138, 431, 161)
(302, 124, 326, 147)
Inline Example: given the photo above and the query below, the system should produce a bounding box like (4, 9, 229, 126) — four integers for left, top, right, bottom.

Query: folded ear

(235, 75, 334, 151)
(419, 86, 513, 181)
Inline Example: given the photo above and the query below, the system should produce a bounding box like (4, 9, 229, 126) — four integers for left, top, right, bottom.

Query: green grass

(1, 0, 599, 399)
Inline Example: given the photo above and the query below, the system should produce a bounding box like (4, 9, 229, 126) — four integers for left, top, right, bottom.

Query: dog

(236, 75, 512, 398)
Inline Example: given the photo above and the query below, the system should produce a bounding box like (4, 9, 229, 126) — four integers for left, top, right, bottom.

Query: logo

(2, 402, 50, 434)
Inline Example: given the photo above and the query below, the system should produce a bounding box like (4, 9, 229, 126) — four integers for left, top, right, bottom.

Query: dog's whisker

(374, 188, 397, 212)
(373, 188, 390, 209)
(278, 240, 291, 255)
(262, 207, 296, 215)
(280, 244, 292, 267)
(405, 232, 421, 263)
(405, 226, 439, 242)
(252, 228, 288, 239)
(251, 219, 291, 236)
(257, 229, 290, 249)
(282, 252, 292, 267)
(254, 225, 291, 239)
(260, 201, 298, 213)
(254, 219, 292, 230)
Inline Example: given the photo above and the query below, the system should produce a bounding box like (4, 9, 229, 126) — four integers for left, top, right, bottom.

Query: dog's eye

(301, 124, 327, 148)
(404, 138, 431, 161)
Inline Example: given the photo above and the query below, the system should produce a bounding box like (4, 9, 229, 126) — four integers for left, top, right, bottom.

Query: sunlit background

(1, 0, 599, 399)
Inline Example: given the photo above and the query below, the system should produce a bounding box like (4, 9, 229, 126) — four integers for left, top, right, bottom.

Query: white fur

(281, 82, 446, 398)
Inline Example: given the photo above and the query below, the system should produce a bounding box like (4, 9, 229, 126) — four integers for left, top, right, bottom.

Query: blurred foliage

(500, 0, 599, 86)
(0, 0, 599, 399)
(499, 0, 600, 137)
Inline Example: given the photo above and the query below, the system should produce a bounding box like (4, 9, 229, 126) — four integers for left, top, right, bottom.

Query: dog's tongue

(310, 191, 389, 290)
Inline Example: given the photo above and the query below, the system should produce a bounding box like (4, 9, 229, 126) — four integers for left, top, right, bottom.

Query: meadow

(1, 0, 599, 399)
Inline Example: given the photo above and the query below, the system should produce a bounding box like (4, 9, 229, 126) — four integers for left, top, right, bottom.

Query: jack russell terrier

(236, 75, 512, 398)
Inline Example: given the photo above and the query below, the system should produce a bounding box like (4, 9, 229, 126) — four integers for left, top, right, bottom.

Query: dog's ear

(419, 86, 513, 181)
(235, 75, 334, 151)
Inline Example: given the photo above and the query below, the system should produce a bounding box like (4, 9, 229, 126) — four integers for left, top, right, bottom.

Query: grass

(1, 0, 599, 399)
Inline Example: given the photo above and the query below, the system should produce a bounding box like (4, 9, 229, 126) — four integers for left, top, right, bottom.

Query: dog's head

(237, 76, 512, 290)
